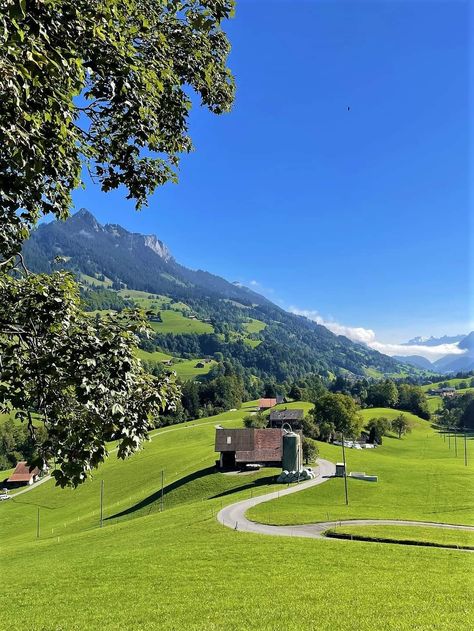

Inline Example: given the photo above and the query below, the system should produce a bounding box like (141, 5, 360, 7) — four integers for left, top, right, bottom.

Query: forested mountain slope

(23, 210, 415, 382)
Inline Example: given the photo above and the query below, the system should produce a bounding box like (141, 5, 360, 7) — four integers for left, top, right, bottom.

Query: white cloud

(244, 279, 275, 295)
(289, 307, 467, 362)
(368, 341, 466, 361)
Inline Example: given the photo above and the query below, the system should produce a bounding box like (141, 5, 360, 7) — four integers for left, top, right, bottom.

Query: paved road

(217, 459, 474, 547)
(217, 458, 337, 538)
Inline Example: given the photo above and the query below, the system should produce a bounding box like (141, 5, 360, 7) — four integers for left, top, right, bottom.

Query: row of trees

(438, 392, 474, 430)
(330, 377, 430, 419)
(0, 420, 47, 472)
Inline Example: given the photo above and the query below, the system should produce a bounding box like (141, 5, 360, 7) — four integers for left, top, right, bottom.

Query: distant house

(7, 462, 41, 487)
(276, 395, 285, 405)
(269, 409, 304, 430)
(258, 398, 277, 410)
(429, 387, 456, 397)
(162, 359, 173, 367)
(215, 427, 302, 469)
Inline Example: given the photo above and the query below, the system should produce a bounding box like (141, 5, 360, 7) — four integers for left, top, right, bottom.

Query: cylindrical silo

(282, 432, 300, 472)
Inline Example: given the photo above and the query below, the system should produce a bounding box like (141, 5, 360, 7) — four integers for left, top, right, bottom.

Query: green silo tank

(282, 432, 300, 472)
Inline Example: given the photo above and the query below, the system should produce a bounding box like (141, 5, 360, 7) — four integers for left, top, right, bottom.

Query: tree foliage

(0, 0, 235, 258)
(302, 437, 318, 464)
(310, 392, 363, 440)
(0, 272, 179, 486)
(243, 412, 267, 429)
(0, 0, 234, 484)
(391, 413, 413, 439)
(365, 417, 391, 445)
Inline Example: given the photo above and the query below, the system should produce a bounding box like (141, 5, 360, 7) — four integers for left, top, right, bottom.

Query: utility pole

(160, 470, 164, 512)
(100, 479, 104, 528)
(464, 429, 468, 467)
(341, 433, 349, 506)
(454, 428, 458, 457)
(448, 431, 451, 449)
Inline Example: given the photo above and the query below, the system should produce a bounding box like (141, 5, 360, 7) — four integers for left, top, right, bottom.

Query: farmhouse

(7, 461, 41, 487)
(258, 398, 277, 410)
(215, 427, 303, 469)
(429, 387, 456, 397)
(269, 408, 304, 430)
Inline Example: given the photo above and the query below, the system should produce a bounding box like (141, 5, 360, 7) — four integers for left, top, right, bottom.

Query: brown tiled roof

(258, 398, 277, 408)
(216, 428, 285, 463)
(269, 409, 304, 421)
(8, 461, 40, 482)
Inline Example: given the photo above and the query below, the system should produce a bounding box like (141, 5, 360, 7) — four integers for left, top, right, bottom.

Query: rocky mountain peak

(142, 234, 173, 262)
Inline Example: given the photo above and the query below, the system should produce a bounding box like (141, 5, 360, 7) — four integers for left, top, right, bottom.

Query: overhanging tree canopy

(0, 0, 235, 485)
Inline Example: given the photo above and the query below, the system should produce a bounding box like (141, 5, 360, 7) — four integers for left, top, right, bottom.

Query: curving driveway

(217, 459, 474, 548)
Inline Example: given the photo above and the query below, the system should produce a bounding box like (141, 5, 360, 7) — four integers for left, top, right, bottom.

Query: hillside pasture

(79, 273, 113, 287)
(248, 408, 474, 526)
(173, 359, 216, 380)
(422, 377, 474, 392)
(0, 402, 472, 630)
(148, 310, 213, 334)
(135, 348, 173, 363)
(324, 524, 474, 549)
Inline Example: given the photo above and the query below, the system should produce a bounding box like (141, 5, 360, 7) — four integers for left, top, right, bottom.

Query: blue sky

(72, 0, 472, 354)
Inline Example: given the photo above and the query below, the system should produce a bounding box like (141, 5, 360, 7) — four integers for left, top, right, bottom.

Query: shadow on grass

(106, 466, 216, 521)
(210, 475, 277, 499)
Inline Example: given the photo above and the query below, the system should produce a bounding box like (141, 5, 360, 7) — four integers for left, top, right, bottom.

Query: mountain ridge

(23, 210, 428, 381)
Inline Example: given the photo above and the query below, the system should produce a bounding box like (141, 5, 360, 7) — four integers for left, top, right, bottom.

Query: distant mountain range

(396, 332, 474, 373)
(404, 334, 466, 347)
(22, 209, 423, 382)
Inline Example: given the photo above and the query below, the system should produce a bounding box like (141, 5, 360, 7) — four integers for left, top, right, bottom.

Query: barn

(269, 409, 304, 430)
(215, 427, 302, 470)
(258, 398, 277, 410)
(7, 462, 41, 487)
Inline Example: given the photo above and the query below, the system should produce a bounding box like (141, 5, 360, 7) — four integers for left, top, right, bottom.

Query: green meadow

(421, 377, 474, 392)
(248, 408, 474, 526)
(135, 348, 173, 363)
(243, 318, 266, 334)
(1, 402, 473, 630)
(148, 310, 213, 335)
(172, 358, 217, 380)
(324, 524, 474, 549)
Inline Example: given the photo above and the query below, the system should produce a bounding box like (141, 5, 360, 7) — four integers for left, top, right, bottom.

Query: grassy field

(173, 359, 216, 380)
(135, 350, 216, 380)
(243, 318, 266, 334)
(1, 402, 473, 630)
(249, 408, 474, 527)
(135, 348, 173, 363)
(426, 395, 443, 413)
(79, 273, 113, 287)
(422, 377, 474, 391)
(149, 310, 213, 335)
(324, 524, 474, 549)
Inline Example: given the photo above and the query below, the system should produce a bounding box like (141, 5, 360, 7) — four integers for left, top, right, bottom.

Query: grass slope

(248, 408, 474, 526)
(324, 524, 474, 549)
(422, 377, 474, 391)
(1, 403, 473, 630)
(149, 310, 213, 335)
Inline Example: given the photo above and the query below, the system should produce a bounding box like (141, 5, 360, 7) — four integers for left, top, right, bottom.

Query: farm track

(217, 459, 474, 551)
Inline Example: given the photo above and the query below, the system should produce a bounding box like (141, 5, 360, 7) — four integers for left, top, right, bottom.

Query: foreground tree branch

(0, 0, 234, 484)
